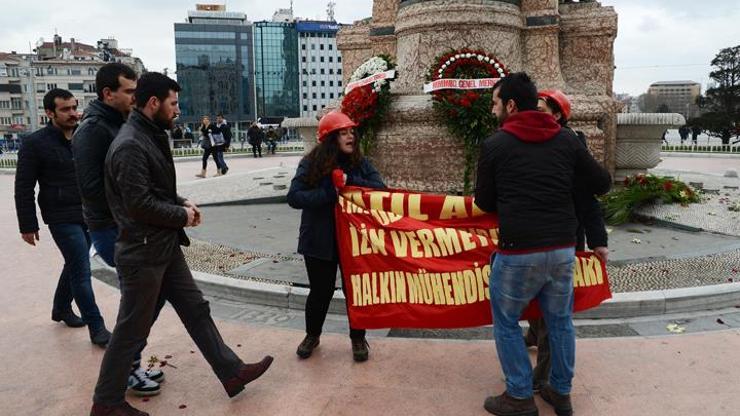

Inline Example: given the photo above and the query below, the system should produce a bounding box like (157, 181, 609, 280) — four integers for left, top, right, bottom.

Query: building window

(302, 81, 307, 87)
(330, 93, 334, 99)
(329, 57, 333, 63)
(320, 80, 325, 87)
(338, 56, 342, 63)
(337, 69, 342, 75)
(329, 81, 334, 87)
(312, 81, 316, 87)
(311, 44, 315, 50)
(338, 80, 342, 86)
(320, 57, 324, 63)
(312, 105, 317, 111)
(329, 69, 334, 74)
(329, 44, 333, 51)
(321, 93, 325, 99)
(320, 44, 324, 50)
(312, 93, 317, 99)
(301, 44, 306, 50)
(303, 105, 308, 111)
(320, 69, 325, 75)
(46, 83, 58, 91)
(302, 57, 306, 63)
(311, 56, 315, 62)
(302, 93, 307, 99)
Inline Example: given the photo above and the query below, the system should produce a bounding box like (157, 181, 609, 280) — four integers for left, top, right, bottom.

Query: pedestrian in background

(287, 111, 385, 363)
(14, 88, 110, 347)
(195, 115, 224, 178)
(247, 122, 263, 158)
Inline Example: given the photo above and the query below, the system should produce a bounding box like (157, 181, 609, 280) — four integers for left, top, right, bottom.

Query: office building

(253, 21, 300, 118)
(297, 20, 344, 118)
(646, 81, 702, 119)
(174, 4, 255, 125)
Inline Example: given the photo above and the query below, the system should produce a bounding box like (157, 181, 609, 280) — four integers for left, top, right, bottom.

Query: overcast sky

(1, 0, 738, 96)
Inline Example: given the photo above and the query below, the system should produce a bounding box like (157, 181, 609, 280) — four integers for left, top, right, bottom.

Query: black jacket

(105, 109, 190, 266)
(247, 126, 263, 146)
(217, 121, 232, 148)
(287, 156, 385, 262)
(14, 124, 84, 233)
(570, 130, 608, 250)
(72, 99, 126, 231)
(474, 111, 611, 253)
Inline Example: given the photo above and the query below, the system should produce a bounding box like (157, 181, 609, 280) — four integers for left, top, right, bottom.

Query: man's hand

(183, 200, 202, 226)
(593, 246, 609, 263)
(21, 232, 39, 246)
(184, 207, 199, 227)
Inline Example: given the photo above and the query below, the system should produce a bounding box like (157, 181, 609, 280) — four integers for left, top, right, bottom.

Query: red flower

(663, 181, 673, 191)
(623, 177, 630, 186)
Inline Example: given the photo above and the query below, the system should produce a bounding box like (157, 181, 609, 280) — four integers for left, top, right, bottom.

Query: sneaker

(483, 392, 538, 416)
(127, 367, 160, 397)
(90, 401, 149, 416)
(540, 384, 573, 416)
(144, 368, 165, 384)
(351, 337, 369, 362)
(296, 335, 320, 359)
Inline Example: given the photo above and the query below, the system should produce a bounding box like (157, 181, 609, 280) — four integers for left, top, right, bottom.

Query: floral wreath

(426, 49, 509, 194)
(341, 55, 396, 154)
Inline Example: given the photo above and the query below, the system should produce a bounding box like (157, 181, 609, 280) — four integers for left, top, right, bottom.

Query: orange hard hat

(538, 89, 572, 121)
(317, 111, 358, 142)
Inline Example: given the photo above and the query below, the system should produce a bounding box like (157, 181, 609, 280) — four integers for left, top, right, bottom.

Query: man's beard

(153, 107, 175, 130)
(497, 106, 509, 124)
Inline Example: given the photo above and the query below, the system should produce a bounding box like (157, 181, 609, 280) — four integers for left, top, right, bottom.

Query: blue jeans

(90, 225, 165, 367)
(48, 223, 105, 331)
(490, 247, 576, 398)
(214, 146, 228, 172)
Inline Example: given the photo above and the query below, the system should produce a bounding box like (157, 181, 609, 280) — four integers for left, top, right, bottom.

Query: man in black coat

(475, 73, 611, 416)
(14, 88, 110, 346)
(90, 73, 272, 416)
(247, 122, 263, 158)
(73, 63, 166, 397)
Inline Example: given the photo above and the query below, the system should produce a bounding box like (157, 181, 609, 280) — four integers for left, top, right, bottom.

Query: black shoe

(52, 310, 85, 328)
(90, 327, 111, 348)
(540, 384, 573, 416)
(296, 335, 320, 359)
(351, 337, 369, 362)
(483, 392, 538, 416)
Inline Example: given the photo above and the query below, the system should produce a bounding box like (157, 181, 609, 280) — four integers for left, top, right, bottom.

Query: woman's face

(202, 116, 210, 125)
(537, 98, 561, 122)
(337, 128, 355, 155)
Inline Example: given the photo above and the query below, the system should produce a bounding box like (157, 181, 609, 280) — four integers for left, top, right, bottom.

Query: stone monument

(337, 0, 619, 193)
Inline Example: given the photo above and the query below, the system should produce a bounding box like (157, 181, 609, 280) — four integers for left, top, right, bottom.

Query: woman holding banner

(522, 89, 609, 393)
(287, 111, 385, 362)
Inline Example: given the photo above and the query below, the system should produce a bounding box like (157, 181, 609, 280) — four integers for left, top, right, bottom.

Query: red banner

(335, 187, 611, 329)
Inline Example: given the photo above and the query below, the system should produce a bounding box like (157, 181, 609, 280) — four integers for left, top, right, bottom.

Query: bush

(601, 174, 701, 225)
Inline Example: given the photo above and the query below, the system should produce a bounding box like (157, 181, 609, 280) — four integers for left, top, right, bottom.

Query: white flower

(438, 68, 443, 74)
(450, 57, 456, 62)
(477, 55, 484, 61)
(465, 53, 472, 58)
(484, 57, 491, 63)
(455, 54, 461, 59)
(494, 63, 500, 69)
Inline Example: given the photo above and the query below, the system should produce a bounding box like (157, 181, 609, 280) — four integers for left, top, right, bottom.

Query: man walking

(14, 88, 110, 347)
(474, 73, 611, 416)
(215, 113, 231, 174)
(73, 62, 163, 397)
(247, 122, 263, 158)
(90, 73, 272, 416)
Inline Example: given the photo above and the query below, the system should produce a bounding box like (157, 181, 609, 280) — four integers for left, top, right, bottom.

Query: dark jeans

(303, 255, 365, 340)
(201, 147, 224, 171)
(266, 141, 276, 154)
(251, 144, 262, 158)
(90, 226, 165, 367)
(214, 146, 228, 172)
(93, 248, 244, 405)
(48, 223, 105, 331)
(526, 319, 551, 386)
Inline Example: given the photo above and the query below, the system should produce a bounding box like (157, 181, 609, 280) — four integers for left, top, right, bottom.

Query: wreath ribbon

(345, 69, 396, 94)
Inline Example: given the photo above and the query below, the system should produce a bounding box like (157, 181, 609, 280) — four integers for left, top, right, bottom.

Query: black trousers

(304, 255, 365, 340)
(526, 319, 551, 385)
(201, 147, 223, 170)
(93, 248, 244, 405)
(251, 144, 262, 157)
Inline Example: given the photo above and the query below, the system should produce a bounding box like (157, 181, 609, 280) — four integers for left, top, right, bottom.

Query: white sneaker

(127, 367, 160, 396)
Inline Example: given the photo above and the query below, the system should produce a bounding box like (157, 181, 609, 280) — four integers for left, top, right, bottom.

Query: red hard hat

(317, 111, 358, 142)
(538, 90, 572, 121)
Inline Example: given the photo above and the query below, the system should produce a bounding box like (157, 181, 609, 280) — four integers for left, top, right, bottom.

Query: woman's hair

(540, 97, 568, 127)
(305, 129, 362, 187)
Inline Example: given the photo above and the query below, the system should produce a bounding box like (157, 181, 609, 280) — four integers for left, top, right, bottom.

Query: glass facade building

(174, 9, 255, 125)
(253, 22, 300, 118)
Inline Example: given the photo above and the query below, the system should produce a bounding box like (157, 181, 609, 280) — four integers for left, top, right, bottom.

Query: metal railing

(171, 143, 304, 158)
(662, 144, 740, 154)
(0, 157, 17, 169)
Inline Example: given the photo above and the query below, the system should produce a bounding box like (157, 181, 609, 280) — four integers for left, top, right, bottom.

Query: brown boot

(223, 356, 274, 398)
(195, 169, 206, 178)
(351, 337, 369, 362)
(540, 384, 573, 416)
(483, 392, 538, 416)
(296, 335, 320, 359)
(90, 401, 149, 416)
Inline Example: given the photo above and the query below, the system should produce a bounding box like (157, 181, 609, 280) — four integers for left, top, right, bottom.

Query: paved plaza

(2, 153, 740, 415)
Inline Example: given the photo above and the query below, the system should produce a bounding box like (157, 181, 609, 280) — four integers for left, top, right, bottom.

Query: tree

(656, 103, 672, 113)
(695, 45, 740, 144)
